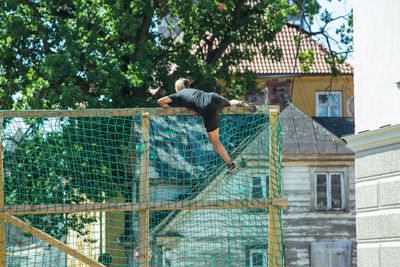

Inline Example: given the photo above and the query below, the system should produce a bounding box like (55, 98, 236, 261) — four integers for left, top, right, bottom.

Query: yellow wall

(255, 75, 354, 117)
(67, 211, 104, 266)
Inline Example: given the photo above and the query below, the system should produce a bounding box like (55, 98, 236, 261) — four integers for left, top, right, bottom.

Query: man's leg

(207, 128, 233, 165)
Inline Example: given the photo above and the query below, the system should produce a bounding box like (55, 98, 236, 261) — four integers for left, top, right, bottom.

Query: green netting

(0, 106, 283, 267)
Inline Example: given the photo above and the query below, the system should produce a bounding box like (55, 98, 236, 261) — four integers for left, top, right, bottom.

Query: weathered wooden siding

(282, 162, 356, 266)
(163, 239, 253, 266)
(155, 156, 356, 266)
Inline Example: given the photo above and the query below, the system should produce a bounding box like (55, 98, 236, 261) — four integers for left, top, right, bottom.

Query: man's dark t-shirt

(168, 89, 216, 116)
(168, 89, 230, 132)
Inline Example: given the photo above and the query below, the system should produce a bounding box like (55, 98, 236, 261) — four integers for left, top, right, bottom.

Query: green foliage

(336, 8, 353, 59)
(5, 122, 100, 240)
(298, 48, 315, 73)
(325, 55, 341, 77)
(4, 116, 136, 241)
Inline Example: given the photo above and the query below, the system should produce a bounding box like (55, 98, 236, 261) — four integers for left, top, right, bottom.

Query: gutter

(257, 73, 353, 79)
(344, 124, 400, 153)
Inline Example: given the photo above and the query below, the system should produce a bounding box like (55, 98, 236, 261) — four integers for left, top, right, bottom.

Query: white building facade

(345, 0, 400, 266)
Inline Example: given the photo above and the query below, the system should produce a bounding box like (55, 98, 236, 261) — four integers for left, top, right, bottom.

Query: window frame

(315, 91, 343, 117)
(250, 249, 268, 267)
(248, 175, 269, 213)
(245, 246, 268, 267)
(252, 175, 268, 199)
(162, 248, 172, 267)
(314, 172, 345, 211)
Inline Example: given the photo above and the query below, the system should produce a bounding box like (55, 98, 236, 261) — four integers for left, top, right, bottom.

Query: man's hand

(157, 96, 172, 107)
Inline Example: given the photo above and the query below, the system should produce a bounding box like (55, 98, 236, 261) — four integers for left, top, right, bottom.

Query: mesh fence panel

(0, 106, 283, 267)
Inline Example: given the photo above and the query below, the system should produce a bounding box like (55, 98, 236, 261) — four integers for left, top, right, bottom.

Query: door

(310, 241, 352, 267)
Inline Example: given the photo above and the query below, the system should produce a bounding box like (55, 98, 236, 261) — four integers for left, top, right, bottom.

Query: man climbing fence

(157, 78, 256, 174)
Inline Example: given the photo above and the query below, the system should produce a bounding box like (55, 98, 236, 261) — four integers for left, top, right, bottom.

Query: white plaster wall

(352, 2, 400, 265)
(354, 0, 400, 132)
(355, 147, 400, 267)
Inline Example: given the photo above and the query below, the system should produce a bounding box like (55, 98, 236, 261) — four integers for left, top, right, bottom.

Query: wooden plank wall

(157, 160, 356, 266)
(281, 162, 356, 266)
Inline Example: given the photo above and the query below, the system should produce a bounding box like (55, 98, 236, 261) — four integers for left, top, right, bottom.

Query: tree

(0, 0, 346, 110)
(4, 121, 100, 241)
(293, 0, 353, 76)
(0, 0, 353, 245)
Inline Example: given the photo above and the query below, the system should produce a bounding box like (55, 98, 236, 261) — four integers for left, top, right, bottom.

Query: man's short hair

(175, 78, 190, 91)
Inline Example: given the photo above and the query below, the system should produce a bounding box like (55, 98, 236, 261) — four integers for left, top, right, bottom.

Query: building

(149, 104, 356, 266)
(280, 104, 355, 266)
(156, 23, 355, 128)
(344, 0, 400, 266)
(237, 24, 354, 121)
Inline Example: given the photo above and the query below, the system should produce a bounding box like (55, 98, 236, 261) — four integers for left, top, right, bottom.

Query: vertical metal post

(139, 113, 150, 267)
(0, 118, 5, 266)
(268, 109, 283, 267)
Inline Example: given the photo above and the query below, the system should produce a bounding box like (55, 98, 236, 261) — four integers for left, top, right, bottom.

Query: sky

(312, 0, 353, 64)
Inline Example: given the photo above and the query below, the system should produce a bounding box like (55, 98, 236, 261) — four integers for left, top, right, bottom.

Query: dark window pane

(331, 174, 341, 185)
(253, 187, 263, 199)
(316, 174, 327, 210)
(317, 174, 326, 186)
(253, 177, 263, 199)
(319, 94, 328, 103)
(331, 174, 342, 209)
(252, 252, 263, 266)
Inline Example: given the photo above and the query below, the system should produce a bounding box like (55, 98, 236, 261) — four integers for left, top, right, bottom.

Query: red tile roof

(233, 24, 353, 75)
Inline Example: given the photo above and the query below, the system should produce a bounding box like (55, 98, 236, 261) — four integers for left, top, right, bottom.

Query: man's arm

(157, 96, 172, 107)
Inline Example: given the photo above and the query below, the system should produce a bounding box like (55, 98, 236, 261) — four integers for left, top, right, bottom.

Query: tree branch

(132, 0, 167, 63)
(206, 0, 247, 67)
(22, 0, 51, 54)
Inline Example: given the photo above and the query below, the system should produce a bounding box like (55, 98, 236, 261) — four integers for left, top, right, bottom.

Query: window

(249, 176, 268, 213)
(250, 249, 268, 267)
(316, 91, 342, 117)
(252, 176, 268, 199)
(315, 173, 345, 211)
(162, 248, 172, 267)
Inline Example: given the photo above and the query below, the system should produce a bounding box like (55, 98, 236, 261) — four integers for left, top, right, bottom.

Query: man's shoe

(240, 101, 257, 112)
(227, 163, 239, 174)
